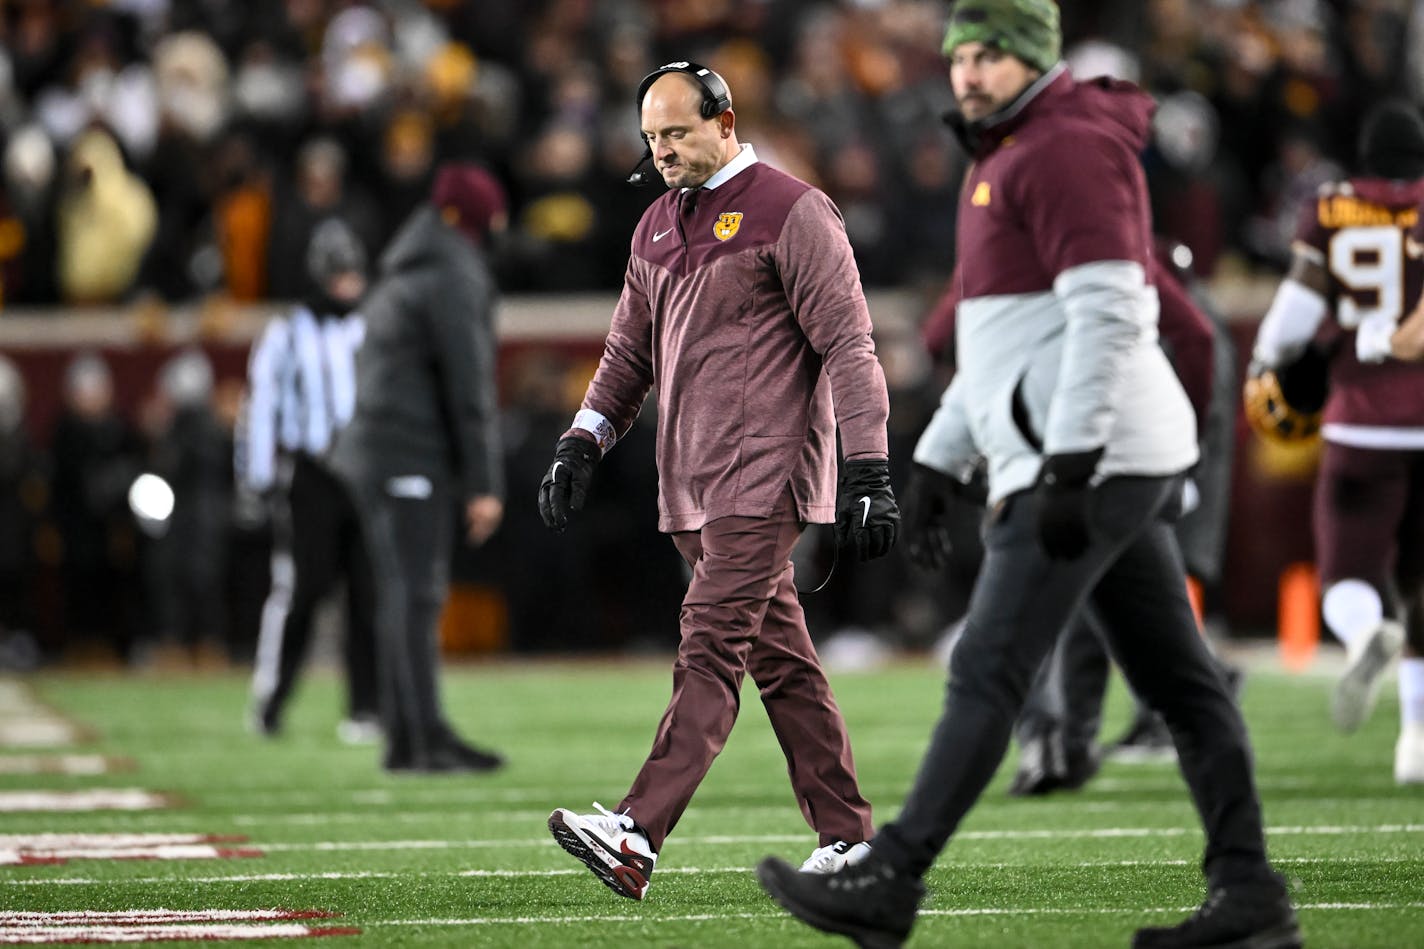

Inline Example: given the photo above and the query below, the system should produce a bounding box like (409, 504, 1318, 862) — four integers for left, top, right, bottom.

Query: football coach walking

(757, 4, 1301, 948)
(329, 163, 508, 774)
(540, 61, 900, 900)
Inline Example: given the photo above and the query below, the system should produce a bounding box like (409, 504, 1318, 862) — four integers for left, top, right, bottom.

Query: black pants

(874, 476, 1272, 889)
(1017, 608, 1111, 753)
(344, 467, 457, 763)
(251, 456, 377, 722)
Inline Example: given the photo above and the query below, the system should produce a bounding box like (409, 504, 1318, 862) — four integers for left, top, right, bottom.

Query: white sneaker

(799, 839, 872, 874)
(1333, 620, 1405, 732)
(548, 803, 657, 900)
(1396, 723, 1424, 785)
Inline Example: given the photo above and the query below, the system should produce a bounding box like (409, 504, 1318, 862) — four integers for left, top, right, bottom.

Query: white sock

(1400, 658, 1424, 727)
(1322, 579, 1383, 654)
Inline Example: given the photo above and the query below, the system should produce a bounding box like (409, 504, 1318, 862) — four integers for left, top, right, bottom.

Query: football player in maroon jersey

(1247, 99, 1424, 784)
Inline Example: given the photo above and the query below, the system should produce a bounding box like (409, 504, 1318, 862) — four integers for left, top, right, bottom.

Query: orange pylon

(1278, 562, 1320, 672)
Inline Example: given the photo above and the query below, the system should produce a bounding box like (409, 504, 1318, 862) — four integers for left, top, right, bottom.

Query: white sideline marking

(0, 923, 354, 943)
(0, 680, 85, 749)
(0, 833, 256, 866)
(0, 834, 237, 848)
(0, 845, 259, 866)
(0, 790, 168, 812)
(0, 911, 336, 924)
(0, 722, 81, 748)
(4, 873, 406, 886)
(0, 756, 122, 776)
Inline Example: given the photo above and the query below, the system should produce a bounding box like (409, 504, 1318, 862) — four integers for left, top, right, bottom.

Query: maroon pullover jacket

(579, 146, 890, 532)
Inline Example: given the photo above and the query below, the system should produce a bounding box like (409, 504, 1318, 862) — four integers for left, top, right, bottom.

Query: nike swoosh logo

(859, 496, 871, 527)
(551, 462, 563, 481)
(653, 227, 674, 242)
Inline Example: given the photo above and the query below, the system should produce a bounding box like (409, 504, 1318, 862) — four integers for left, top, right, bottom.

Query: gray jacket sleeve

(428, 260, 503, 501)
(1043, 260, 1151, 455)
(912, 373, 979, 480)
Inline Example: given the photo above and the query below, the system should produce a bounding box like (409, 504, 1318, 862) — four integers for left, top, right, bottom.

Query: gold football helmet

(1243, 348, 1328, 444)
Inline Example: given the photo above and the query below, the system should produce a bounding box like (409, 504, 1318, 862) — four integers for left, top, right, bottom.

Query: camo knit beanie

(941, 0, 1062, 73)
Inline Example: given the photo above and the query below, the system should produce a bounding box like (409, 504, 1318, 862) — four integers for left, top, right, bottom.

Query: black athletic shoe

(1133, 880, 1302, 949)
(384, 738, 504, 774)
(757, 852, 924, 949)
(1009, 729, 1101, 796)
(1107, 712, 1177, 764)
(248, 702, 281, 738)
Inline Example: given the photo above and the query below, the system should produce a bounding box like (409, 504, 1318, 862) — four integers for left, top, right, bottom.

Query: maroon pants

(619, 489, 873, 851)
(1313, 442, 1424, 593)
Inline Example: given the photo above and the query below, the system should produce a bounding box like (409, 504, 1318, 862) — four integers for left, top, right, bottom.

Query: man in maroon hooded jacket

(758, 4, 1299, 948)
(538, 62, 899, 901)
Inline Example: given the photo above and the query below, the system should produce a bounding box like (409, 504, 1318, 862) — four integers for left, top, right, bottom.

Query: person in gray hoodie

(329, 163, 507, 774)
(757, 4, 1299, 948)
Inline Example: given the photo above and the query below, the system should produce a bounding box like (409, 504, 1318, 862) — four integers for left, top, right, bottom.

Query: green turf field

(3, 655, 1421, 947)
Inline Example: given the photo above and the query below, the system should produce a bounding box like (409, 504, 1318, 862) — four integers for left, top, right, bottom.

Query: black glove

(835, 459, 900, 561)
(1033, 448, 1104, 561)
(900, 463, 960, 571)
(537, 435, 600, 533)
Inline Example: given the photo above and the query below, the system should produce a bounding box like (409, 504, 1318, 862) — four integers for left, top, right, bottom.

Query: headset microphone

(626, 146, 654, 186)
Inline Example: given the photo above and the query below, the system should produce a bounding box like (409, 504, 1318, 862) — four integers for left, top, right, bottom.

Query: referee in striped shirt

(239, 217, 378, 742)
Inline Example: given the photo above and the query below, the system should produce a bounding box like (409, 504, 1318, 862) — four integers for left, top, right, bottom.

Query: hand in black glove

(835, 459, 900, 561)
(1033, 448, 1104, 561)
(537, 435, 600, 533)
(900, 463, 961, 570)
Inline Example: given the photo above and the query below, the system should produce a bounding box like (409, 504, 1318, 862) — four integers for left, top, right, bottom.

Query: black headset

(626, 61, 732, 185)
(636, 61, 732, 118)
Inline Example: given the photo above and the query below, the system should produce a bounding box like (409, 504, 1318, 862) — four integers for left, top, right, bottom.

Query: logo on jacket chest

(713, 211, 744, 241)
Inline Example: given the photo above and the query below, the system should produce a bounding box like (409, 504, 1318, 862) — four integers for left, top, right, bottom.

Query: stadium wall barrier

(0, 279, 1311, 643)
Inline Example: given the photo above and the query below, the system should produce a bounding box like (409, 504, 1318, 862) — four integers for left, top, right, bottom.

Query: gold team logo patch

(971, 182, 991, 206)
(713, 211, 744, 241)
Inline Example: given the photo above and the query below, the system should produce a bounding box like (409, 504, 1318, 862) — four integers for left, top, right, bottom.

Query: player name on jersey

(1316, 195, 1420, 230)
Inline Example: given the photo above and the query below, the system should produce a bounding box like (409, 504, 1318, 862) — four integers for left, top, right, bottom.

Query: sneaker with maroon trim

(548, 803, 657, 900)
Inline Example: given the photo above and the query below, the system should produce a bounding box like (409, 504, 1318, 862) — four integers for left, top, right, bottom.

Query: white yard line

(244, 822, 1424, 849)
(4, 854, 1418, 887)
(374, 900, 1424, 927)
(183, 775, 1344, 808)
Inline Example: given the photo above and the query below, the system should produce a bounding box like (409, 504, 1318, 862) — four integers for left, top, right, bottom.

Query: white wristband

(573, 409, 617, 455)
(1356, 319, 1393, 364)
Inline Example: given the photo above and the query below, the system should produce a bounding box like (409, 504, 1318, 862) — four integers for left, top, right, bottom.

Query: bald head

(640, 72, 738, 190)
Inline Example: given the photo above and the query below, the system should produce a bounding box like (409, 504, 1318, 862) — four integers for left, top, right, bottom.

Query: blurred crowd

(0, 0, 1421, 309)
(2, 0, 1424, 666)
